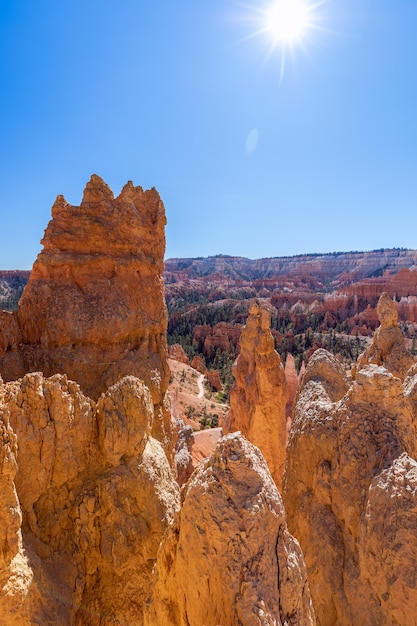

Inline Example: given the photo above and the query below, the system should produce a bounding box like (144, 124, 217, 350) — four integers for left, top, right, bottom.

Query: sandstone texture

(284, 344, 417, 625)
(226, 299, 288, 489)
(0, 373, 180, 625)
(0, 175, 170, 411)
(357, 291, 416, 380)
(0, 389, 41, 626)
(145, 432, 315, 626)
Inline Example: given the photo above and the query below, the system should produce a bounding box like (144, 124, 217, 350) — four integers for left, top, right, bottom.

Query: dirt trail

(197, 374, 205, 398)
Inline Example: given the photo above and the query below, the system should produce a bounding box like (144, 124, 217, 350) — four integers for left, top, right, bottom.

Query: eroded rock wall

(145, 432, 315, 626)
(284, 345, 417, 625)
(0, 373, 180, 625)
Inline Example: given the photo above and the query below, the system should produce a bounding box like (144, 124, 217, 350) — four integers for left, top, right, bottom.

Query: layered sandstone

(284, 346, 417, 625)
(226, 300, 288, 489)
(357, 291, 416, 379)
(0, 175, 170, 410)
(0, 373, 180, 625)
(145, 432, 316, 626)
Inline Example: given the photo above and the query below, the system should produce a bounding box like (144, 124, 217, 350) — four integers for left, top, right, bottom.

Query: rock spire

(225, 299, 288, 489)
(357, 291, 415, 380)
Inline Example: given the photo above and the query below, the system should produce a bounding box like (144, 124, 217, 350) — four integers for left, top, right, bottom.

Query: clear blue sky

(1, 0, 416, 269)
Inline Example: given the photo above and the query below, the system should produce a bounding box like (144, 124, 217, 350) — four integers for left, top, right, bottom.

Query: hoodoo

(357, 291, 416, 379)
(0, 175, 170, 410)
(225, 299, 288, 489)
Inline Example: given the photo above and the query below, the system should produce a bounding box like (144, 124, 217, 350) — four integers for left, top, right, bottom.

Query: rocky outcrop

(205, 368, 223, 391)
(190, 355, 205, 373)
(0, 372, 180, 625)
(0, 176, 170, 412)
(145, 432, 315, 626)
(168, 344, 189, 364)
(284, 345, 417, 625)
(226, 300, 288, 489)
(357, 292, 416, 380)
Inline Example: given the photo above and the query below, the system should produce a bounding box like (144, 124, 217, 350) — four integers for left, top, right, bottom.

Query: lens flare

(266, 0, 310, 44)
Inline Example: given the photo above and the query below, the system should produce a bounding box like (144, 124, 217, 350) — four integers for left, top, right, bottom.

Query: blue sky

(1, 0, 416, 269)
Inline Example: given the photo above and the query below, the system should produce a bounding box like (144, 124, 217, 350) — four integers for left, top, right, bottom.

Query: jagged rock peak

(42, 174, 167, 260)
(225, 298, 288, 489)
(0, 176, 171, 419)
(81, 173, 115, 204)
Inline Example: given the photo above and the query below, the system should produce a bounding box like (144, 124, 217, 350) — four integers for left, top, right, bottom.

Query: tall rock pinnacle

(225, 299, 288, 489)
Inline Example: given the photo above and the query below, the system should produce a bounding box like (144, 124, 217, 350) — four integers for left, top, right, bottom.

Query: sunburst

(243, 0, 327, 81)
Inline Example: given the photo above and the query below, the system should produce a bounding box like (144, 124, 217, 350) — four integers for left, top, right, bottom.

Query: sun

(239, 0, 327, 81)
(242, 0, 325, 80)
(265, 0, 310, 44)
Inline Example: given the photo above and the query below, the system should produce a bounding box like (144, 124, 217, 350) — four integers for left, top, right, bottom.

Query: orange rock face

(145, 432, 316, 626)
(225, 300, 288, 489)
(0, 373, 180, 625)
(284, 345, 417, 625)
(1, 175, 169, 410)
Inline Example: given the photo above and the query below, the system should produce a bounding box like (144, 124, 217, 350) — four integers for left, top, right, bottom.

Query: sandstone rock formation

(284, 352, 299, 419)
(145, 432, 315, 626)
(225, 299, 288, 489)
(360, 453, 417, 626)
(0, 372, 180, 625)
(174, 422, 223, 486)
(284, 346, 417, 625)
(0, 386, 41, 626)
(0, 175, 170, 411)
(190, 355, 205, 372)
(205, 368, 223, 391)
(168, 343, 189, 364)
(357, 291, 416, 380)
